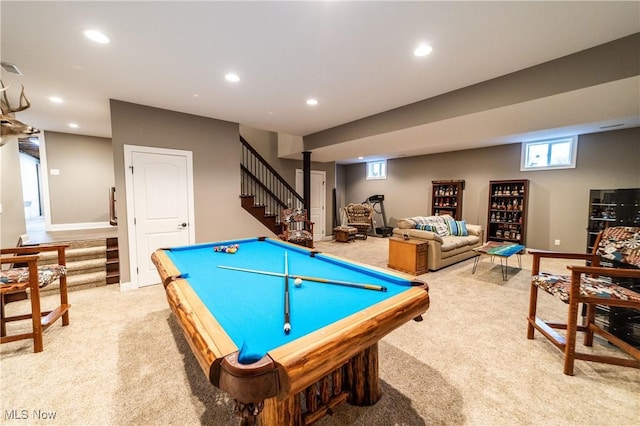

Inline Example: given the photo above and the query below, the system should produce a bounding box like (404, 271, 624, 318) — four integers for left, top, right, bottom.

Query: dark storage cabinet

(588, 188, 640, 348)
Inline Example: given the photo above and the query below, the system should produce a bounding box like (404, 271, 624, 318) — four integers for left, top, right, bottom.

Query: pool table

(151, 237, 429, 425)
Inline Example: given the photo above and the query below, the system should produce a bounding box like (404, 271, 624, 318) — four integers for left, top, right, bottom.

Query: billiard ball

(294, 278, 302, 287)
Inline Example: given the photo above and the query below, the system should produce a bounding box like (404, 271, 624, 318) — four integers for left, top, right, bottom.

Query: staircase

(240, 136, 305, 234)
(240, 194, 281, 235)
(36, 238, 118, 294)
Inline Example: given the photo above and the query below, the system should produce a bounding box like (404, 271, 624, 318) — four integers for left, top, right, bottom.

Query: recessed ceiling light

(84, 30, 110, 44)
(358, 156, 364, 160)
(225, 73, 240, 82)
(306, 98, 318, 106)
(68, 123, 79, 129)
(49, 96, 63, 103)
(414, 44, 433, 57)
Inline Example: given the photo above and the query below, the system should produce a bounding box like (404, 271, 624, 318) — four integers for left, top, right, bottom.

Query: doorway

(18, 135, 45, 240)
(123, 145, 195, 289)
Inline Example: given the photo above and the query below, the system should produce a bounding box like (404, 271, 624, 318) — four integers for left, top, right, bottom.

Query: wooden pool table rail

(152, 244, 430, 425)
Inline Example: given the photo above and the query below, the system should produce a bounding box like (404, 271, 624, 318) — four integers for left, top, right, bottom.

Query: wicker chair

(528, 226, 640, 375)
(344, 203, 374, 240)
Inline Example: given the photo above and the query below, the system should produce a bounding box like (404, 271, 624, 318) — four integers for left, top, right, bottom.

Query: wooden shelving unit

(486, 179, 529, 245)
(431, 180, 465, 220)
(106, 237, 120, 285)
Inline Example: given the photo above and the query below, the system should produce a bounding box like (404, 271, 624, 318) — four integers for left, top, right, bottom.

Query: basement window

(521, 137, 577, 171)
(366, 160, 387, 180)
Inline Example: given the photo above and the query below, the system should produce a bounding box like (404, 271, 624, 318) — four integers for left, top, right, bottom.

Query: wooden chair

(1, 244, 71, 352)
(344, 203, 374, 239)
(279, 208, 314, 248)
(527, 226, 640, 375)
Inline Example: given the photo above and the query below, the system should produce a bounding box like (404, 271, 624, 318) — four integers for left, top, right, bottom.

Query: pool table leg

(260, 393, 302, 425)
(235, 401, 263, 425)
(345, 343, 381, 406)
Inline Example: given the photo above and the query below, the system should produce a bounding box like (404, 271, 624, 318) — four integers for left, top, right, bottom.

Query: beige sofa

(392, 215, 483, 271)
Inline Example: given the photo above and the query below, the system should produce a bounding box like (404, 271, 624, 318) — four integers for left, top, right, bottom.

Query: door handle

(179, 222, 187, 228)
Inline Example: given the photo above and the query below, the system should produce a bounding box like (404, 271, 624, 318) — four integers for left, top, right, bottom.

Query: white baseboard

(119, 281, 136, 292)
(47, 221, 113, 232)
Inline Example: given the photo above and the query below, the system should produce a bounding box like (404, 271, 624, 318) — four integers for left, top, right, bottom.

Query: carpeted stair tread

(65, 258, 107, 275)
(38, 246, 106, 263)
(29, 238, 112, 292)
(41, 271, 106, 294)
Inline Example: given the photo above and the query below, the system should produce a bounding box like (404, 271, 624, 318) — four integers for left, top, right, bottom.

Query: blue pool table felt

(167, 238, 414, 363)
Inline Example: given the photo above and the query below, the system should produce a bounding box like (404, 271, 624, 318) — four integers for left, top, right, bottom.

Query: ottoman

(333, 226, 358, 243)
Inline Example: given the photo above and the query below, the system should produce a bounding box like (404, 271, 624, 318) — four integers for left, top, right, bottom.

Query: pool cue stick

(217, 265, 283, 278)
(217, 265, 387, 292)
(290, 274, 387, 292)
(283, 251, 291, 334)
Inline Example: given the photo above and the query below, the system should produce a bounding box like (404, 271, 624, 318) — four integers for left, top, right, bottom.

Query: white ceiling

(1, 1, 639, 164)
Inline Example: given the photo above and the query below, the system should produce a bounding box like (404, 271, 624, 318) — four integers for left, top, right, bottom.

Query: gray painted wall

(110, 100, 268, 283)
(341, 127, 640, 252)
(45, 131, 114, 224)
(0, 137, 27, 247)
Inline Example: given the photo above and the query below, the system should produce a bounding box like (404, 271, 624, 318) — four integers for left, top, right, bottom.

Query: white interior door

(125, 146, 195, 288)
(296, 170, 326, 241)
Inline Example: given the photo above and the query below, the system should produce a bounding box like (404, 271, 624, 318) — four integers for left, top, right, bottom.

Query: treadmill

(365, 194, 393, 237)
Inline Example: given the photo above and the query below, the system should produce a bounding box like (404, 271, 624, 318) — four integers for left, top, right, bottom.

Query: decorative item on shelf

(496, 229, 503, 238)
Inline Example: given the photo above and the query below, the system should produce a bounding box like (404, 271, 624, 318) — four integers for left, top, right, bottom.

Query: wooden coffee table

(472, 241, 524, 281)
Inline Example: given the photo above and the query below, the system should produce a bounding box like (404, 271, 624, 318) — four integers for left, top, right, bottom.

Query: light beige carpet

(1, 237, 638, 425)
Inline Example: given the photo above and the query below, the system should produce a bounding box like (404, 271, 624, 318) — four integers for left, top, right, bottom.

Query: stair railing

(240, 136, 303, 220)
(109, 187, 117, 226)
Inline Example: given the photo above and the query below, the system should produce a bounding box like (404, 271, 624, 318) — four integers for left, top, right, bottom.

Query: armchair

(1, 244, 71, 352)
(344, 203, 374, 240)
(279, 208, 314, 248)
(527, 226, 640, 375)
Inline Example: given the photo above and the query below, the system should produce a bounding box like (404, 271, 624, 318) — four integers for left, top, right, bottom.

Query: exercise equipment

(364, 195, 393, 237)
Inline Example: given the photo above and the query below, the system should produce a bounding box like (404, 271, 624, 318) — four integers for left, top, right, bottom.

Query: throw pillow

(431, 222, 449, 237)
(415, 224, 435, 232)
(446, 220, 468, 236)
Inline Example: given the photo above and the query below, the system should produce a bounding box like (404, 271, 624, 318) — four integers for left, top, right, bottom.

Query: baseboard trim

(119, 281, 136, 292)
(47, 221, 113, 232)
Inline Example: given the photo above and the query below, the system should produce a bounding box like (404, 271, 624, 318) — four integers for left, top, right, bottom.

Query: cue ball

(294, 278, 302, 287)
